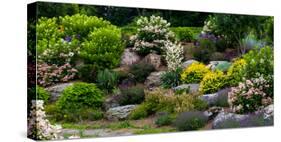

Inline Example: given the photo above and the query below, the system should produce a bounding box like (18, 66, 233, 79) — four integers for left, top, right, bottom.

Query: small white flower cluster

(28, 100, 63, 140)
(132, 15, 175, 53)
(163, 41, 184, 71)
(202, 18, 216, 34)
(228, 76, 273, 114)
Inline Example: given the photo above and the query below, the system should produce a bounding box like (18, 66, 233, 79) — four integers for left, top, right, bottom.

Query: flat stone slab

(45, 82, 73, 102)
(173, 84, 199, 94)
(106, 105, 138, 121)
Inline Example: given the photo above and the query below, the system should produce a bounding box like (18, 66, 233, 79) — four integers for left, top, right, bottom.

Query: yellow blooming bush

(199, 71, 229, 94)
(181, 62, 210, 83)
(227, 58, 246, 86)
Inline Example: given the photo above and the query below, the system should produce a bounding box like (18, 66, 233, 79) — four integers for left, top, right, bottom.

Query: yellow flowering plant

(181, 62, 210, 83)
(199, 71, 229, 94)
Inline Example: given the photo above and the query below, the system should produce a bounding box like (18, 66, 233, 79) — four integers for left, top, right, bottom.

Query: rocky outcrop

(106, 105, 138, 121)
(212, 104, 274, 129)
(181, 59, 198, 69)
(173, 84, 199, 94)
(142, 53, 162, 70)
(45, 82, 73, 102)
(199, 88, 230, 107)
(120, 49, 141, 66)
(144, 71, 165, 90)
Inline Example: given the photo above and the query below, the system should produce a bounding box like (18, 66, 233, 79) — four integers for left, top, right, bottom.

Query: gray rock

(106, 105, 138, 121)
(144, 71, 165, 90)
(121, 49, 141, 66)
(142, 53, 162, 70)
(204, 107, 224, 119)
(212, 105, 274, 129)
(200, 88, 230, 107)
(173, 84, 199, 94)
(181, 59, 198, 69)
(45, 82, 73, 102)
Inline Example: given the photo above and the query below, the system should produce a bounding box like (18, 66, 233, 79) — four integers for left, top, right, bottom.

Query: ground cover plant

(28, 2, 274, 140)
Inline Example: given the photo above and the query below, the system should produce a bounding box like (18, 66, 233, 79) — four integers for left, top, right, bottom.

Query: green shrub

(129, 63, 155, 83)
(129, 103, 149, 120)
(160, 68, 182, 88)
(56, 82, 104, 112)
(96, 69, 119, 93)
(181, 62, 210, 83)
(77, 64, 97, 83)
(199, 71, 229, 94)
(227, 58, 246, 86)
(155, 112, 173, 126)
(118, 86, 145, 105)
(209, 52, 226, 61)
(171, 27, 196, 42)
(193, 39, 216, 63)
(174, 111, 208, 131)
(243, 46, 273, 79)
(78, 108, 104, 121)
(36, 86, 50, 103)
(80, 27, 124, 69)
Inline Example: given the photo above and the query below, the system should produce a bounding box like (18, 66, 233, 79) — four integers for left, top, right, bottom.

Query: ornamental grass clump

(28, 100, 62, 140)
(228, 76, 273, 114)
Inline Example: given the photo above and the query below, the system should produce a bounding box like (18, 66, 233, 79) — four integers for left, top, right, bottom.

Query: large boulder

(207, 61, 231, 72)
(212, 104, 274, 129)
(173, 84, 200, 94)
(144, 71, 165, 90)
(199, 88, 230, 107)
(106, 105, 138, 121)
(142, 53, 162, 70)
(120, 49, 141, 66)
(181, 59, 198, 69)
(45, 82, 73, 102)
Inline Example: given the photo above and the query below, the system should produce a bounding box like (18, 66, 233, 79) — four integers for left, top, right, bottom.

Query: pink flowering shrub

(28, 100, 63, 140)
(228, 76, 273, 114)
(37, 63, 77, 87)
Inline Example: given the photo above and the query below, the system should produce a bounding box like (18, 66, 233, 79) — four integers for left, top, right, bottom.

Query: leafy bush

(174, 111, 208, 131)
(160, 68, 182, 88)
(37, 63, 77, 87)
(242, 46, 273, 80)
(96, 69, 119, 93)
(129, 63, 155, 83)
(163, 41, 184, 71)
(228, 77, 273, 114)
(155, 112, 173, 126)
(181, 62, 210, 83)
(36, 86, 50, 103)
(56, 82, 104, 112)
(129, 103, 149, 120)
(239, 34, 265, 54)
(117, 86, 145, 105)
(227, 59, 247, 86)
(132, 15, 175, 55)
(171, 27, 198, 42)
(199, 71, 229, 94)
(80, 27, 124, 69)
(77, 64, 97, 83)
(193, 33, 217, 63)
(209, 52, 226, 61)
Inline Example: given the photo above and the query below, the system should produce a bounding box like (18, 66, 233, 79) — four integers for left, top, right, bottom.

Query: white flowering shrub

(28, 100, 63, 140)
(132, 15, 175, 55)
(228, 76, 273, 114)
(163, 41, 184, 71)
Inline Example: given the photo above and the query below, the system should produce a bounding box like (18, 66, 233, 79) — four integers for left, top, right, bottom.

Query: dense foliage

(160, 68, 182, 88)
(199, 71, 229, 94)
(174, 111, 208, 131)
(96, 69, 119, 93)
(181, 62, 210, 83)
(129, 63, 155, 83)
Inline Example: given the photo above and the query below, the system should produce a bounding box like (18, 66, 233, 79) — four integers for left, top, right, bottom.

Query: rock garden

(27, 3, 274, 140)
